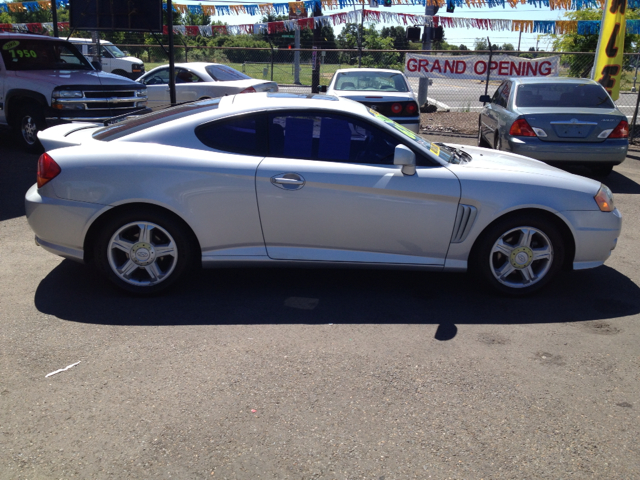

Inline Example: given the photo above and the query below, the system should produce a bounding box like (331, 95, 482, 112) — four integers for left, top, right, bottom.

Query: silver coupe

(26, 93, 622, 295)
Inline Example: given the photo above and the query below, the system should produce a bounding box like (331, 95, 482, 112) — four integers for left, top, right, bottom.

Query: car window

(176, 69, 202, 83)
(501, 81, 512, 107)
(515, 83, 615, 108)
(268, 112, 400, 165)
(333, 71, 409, 92)
(196, 113, 268, 156)
(0, 39, 92, 71)
(204, 64, 251, 81)
(142, 68, 170, 85)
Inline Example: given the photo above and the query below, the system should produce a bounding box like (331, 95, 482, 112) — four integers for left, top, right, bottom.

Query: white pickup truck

(68, 38, 145, 79)
(0, 32, 147, 152)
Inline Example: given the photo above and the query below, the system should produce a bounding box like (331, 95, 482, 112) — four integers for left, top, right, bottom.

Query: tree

(550, 9, 640, 76)
(381, 26, 409, 50)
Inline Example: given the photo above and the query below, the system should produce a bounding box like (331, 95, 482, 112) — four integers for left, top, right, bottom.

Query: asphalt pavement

(1, 127, 640, 479)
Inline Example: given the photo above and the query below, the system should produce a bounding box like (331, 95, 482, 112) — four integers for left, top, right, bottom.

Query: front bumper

(507, 136, 628, 165)
(25, 184, 108, 263)
(559, 208, 622, 270)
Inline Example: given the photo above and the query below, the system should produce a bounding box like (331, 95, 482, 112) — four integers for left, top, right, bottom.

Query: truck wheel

(14, 103, 45, 153)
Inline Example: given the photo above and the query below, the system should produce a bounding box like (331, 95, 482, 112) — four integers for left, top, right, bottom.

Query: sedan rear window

(334, 72, 409, 92)
(516, 83, 614, 108)
(205, 65, 251, 81)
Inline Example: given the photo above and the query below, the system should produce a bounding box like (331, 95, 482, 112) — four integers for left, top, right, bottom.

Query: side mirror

(479, 95, 491, 103)
(91, 61, 102, 71)
(318, 85, 327, 93)
(394, 144, 416, 176)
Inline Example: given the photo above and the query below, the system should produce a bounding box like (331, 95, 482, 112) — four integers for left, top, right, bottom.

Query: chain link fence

(105, 38, 640, 141)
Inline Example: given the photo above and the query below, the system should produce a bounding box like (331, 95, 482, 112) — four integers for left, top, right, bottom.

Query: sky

(176, 1, 589, 51)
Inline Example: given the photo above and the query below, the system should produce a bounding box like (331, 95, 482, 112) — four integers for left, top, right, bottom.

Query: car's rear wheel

(94, 209, 196, 295)
(477, 120, 490, 148)
(472, 214, 565, 295)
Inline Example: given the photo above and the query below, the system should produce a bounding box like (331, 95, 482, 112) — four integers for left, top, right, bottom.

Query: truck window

(0, 39, 92, 71)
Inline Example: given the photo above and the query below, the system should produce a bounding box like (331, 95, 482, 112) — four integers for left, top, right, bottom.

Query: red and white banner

(405, 54, 560, 80)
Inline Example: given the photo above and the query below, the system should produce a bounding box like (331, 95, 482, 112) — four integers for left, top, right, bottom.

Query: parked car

(319, 68, 420, 133)
(68, 38, 145, 79)
(138, 63, 278, 108)
(28, 93, 621, 296)
(478, 77, 628, 176)
(0, 32, 147, 152)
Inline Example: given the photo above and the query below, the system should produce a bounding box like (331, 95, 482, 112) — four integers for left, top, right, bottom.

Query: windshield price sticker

(2, 40, 20, 50)
(7, 49, 37, 59)
(430, 144, 441, 156)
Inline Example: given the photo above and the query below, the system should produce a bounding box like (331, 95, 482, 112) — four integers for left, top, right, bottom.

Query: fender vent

(451, 204, 478, 243)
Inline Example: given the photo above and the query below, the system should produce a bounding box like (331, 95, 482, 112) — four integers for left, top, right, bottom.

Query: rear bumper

(25, 183, 108, 263)
(391, 118, 420, 133)
(507, 137, 628, 164)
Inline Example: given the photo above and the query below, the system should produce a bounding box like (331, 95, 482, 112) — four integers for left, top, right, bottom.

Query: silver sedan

(27, 93, 622, 295)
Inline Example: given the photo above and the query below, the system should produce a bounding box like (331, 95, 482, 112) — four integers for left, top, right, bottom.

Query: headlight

(52, 90, 84, 98)
(594, 184, 615, 212)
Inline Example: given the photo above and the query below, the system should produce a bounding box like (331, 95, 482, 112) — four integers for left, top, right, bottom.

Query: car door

(255, 111, 461, 265)
(481, 81, 507, 148)
(140, 67, 171, 108)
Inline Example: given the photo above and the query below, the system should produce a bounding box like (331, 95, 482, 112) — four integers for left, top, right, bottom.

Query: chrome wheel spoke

(155, 243, 177, 258)
(139, 223, 153, 244)
(517, 228, 534, 248)
(520, 266, 536, 284)
(144, 263, 163, 283)
(111, 235, 135, 253)
(495, 261, 516, 280)
(118, 259, 139, 279)
(494, 239, 513, 257)
(532, 246, 552, 262)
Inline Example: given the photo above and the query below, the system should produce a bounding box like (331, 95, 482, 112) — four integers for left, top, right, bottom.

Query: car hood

(15, 69, 144, 86)
(445, 144, 602, 195)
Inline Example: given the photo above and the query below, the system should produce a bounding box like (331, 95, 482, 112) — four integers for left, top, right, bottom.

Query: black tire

(472, 213, 565, 296)
(477, 120, 490, 148)
(93, 208, 197, 295)
(13, 103, 46, 153)
(590, 164, 614, 177)
(494, 131, 502, 151)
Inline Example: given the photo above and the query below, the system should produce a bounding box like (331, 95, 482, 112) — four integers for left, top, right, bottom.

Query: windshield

(103, 44, 126, 58)
(0, 39, 92, 71)
(93, 98, 221, 141)
(205, 64, 251, 81)
(334, 71, 409, 92)
(368, 108, 454, 163)
(516, 83, 615, 108)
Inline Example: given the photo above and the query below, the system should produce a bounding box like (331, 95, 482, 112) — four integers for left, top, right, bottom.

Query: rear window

(515, 83, 614, 108)
(334, 71, 409, 92)
(93, 99, 220, 141)
(204, 64, 251, 81)
(0, 38, 92, 71)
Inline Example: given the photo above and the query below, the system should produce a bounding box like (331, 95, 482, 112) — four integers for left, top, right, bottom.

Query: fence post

(483, 39, 493, 98)
(270, 43, 274, 81)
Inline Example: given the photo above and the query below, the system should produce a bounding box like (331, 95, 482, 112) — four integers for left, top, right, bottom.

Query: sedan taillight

(509, 118, 537, 137)
(608, 120, 629, 138)
(239, 86, 257, 94)
(404, 102, 418, 115)
(391, 103, 403, 114)
(37, 153, 61, 188)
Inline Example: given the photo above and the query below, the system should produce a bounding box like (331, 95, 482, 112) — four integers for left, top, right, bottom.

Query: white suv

(68, 38, 145, 79)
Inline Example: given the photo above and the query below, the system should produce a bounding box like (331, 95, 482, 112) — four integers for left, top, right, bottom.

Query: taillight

(404, 102, 418, 115)
(37, 153, 61, 188)
(391, 103, 403, 114)
(608, 120, 629, 138)
(509, 118, 536, 137)
(239, 86, 256, 94)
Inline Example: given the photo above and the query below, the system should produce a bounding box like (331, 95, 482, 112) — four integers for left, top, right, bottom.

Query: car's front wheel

(472, 214, 565, 295)
(94, 209, 196, 294)
(14, 103, 45, 153)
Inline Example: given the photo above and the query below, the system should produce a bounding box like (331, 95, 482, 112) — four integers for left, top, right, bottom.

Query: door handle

(270, 173, 305, 190)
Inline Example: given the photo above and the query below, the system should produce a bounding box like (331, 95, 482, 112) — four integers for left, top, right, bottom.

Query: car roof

(335, 68, 405, 75)
(68, 38, 115, 45)
(0, 32, 67, 42)
(511, 77, 601, 86)
(227, 92, 370, 115)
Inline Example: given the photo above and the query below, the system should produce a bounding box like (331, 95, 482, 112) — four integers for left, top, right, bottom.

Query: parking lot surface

(1, 128, 640, 479)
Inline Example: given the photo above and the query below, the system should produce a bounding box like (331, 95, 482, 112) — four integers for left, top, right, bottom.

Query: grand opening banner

(405, 54, 560, 80)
